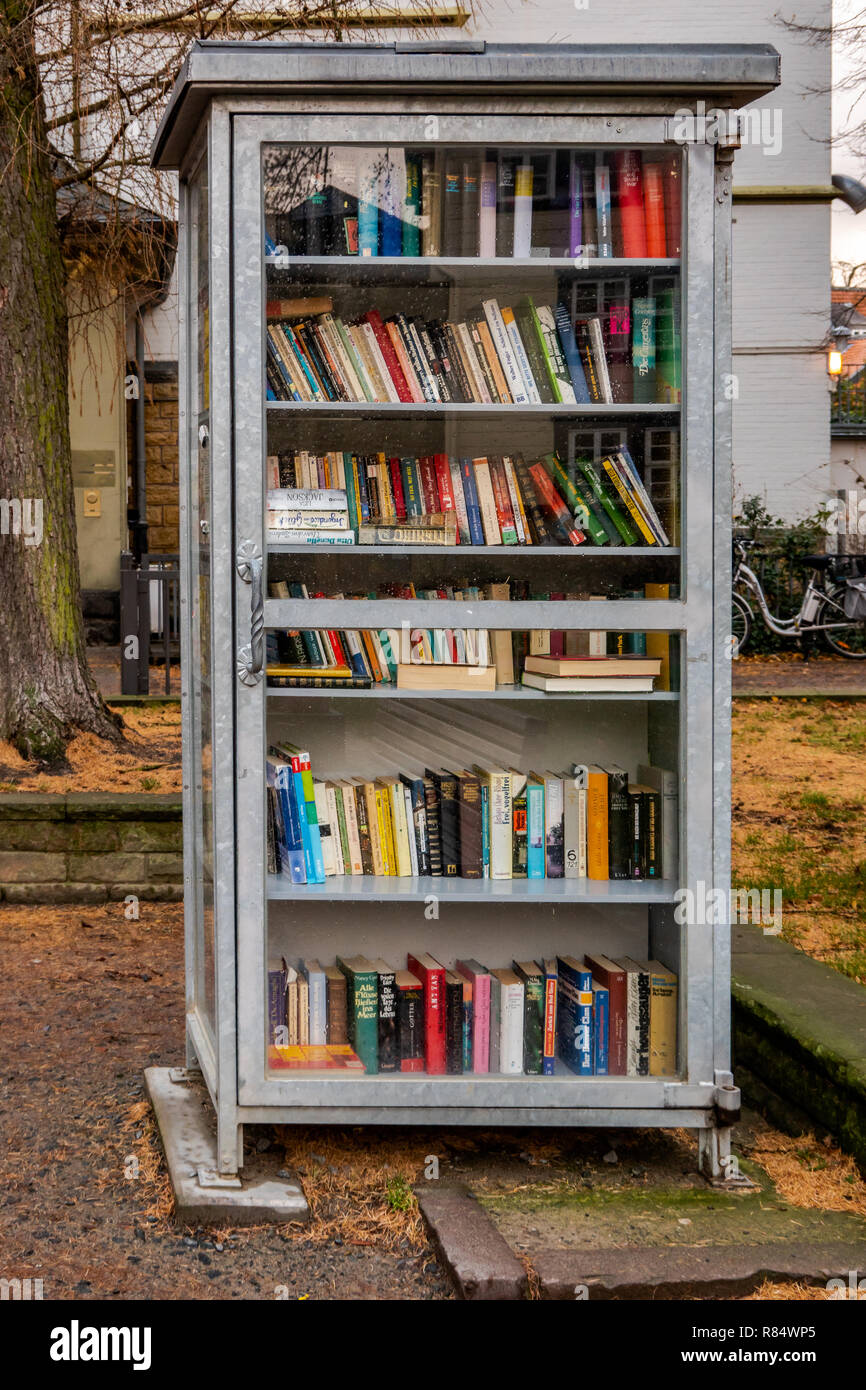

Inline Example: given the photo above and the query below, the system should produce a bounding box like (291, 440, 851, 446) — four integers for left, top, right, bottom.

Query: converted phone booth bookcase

(152, 40, 780, 1180)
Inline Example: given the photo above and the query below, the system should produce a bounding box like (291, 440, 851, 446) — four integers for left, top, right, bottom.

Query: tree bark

(0, 2, 120, 761)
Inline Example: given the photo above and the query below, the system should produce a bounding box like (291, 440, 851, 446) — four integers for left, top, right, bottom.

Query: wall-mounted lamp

(828, 349, 844, 376)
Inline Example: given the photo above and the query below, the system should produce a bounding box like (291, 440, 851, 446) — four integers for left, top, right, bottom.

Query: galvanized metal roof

(152, 39, 781, 169)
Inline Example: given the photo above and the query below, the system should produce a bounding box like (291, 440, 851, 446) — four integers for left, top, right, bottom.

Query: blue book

(592, 981, 609, 1075)
(556, 956, 593, 1075)
(459, 458, 485, 545)
(357, 153, 380, 257)
(553, 303, 591, 403)
(266, 755, 307, 884)
(526, 779, 545, 879)
(277, 742, 325, 884)
(266, 384, 277, 402)
(264, 233, 279, 257)
(481, 781, 490, 878)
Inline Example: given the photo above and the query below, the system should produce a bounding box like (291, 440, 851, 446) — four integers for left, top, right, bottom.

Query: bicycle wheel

(731, 594, 751, 657)
(817, 587, 866, 658)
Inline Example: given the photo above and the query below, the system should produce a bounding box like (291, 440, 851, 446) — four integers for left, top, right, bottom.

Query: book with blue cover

(553, 303, 591, 403)
(592, 980, 609, 1075)
(526, 778, 546, 879)
(556, 955, 593, 1075)
(266, 753, 307, 884)
(276, 741, 326, 883)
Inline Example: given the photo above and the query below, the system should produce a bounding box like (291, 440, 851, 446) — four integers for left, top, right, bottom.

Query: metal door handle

(236, 541, 264, 686)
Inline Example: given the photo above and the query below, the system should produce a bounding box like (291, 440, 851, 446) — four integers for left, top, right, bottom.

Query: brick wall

(144, 373, 180, 553)
(0, 794, 183, 903)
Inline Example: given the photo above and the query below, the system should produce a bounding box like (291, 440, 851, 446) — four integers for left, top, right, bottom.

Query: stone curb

(416, 1186, 528, 1300)
(533, 1243, 866, 1300)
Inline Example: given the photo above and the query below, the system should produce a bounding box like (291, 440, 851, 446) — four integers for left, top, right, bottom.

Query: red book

(488, 457, 518, 543)
(363, 309, 413, 403)
(613, 150, 647, 258)
(388, 456, 407, 520)
(528, 462, 586, 546)
(584, 953, 627, 1075)
(433, 454, 457, 515)
(417, 456, 440, 515)
(663, 153, 682, 257)
(407, 952, 446, 1074)
(642, 159, 667, 258)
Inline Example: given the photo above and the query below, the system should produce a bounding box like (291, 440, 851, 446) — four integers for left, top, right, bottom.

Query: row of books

(265, 580, 680, 691)
(264, 293, 681, 408)
(265, 447, 671, 548)
(268, 952, 678, 1078)
(266, 746, 678, 885)
(264, 146, 681, 261)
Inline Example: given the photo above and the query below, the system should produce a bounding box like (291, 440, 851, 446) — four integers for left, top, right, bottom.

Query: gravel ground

(0, 902, 451, 1301)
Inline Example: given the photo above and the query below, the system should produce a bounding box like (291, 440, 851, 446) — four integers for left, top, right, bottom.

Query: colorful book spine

(592, 981, 609, 1075)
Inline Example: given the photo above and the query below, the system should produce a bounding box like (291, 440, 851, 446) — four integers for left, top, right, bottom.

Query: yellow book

(586, 765, 609, 881)
(384, 778, 414, 877)
(374, 785, 396, 876)
(601, 456, 657, 545)
(646, 960, 678, 1076)
(359, 780, 384, 876)
(644, 583, 671, 690)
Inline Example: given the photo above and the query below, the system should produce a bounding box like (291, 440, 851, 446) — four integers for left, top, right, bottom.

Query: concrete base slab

(534, 1243, 863, 1300)
(417, 1186, 527, 1300)
(145, 1066, 309, 1226)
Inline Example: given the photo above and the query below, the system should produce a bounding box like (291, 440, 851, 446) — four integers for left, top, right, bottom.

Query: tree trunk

(0, 4, 121, 761)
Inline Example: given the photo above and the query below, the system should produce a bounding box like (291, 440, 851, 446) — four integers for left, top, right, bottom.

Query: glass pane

(189, 158, 216, 1040)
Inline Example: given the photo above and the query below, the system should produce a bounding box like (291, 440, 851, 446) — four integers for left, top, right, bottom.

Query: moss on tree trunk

(0, 2, 121, 762)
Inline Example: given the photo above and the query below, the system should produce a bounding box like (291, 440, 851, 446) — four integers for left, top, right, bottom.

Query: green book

(333, 784, 351, 870)
(632, 296, 657, 404)
(342, 451, 359, 534)
(513, 960, 545, 1075)
(523, 296, 572, 405)
(574, 455, 639, 546)
(514, 303, 555, 404)
(403, 154, 422, 257)
(540, 452, 609, 547)
(336, 956, 379, 1073)
(655, 288, 681, 404)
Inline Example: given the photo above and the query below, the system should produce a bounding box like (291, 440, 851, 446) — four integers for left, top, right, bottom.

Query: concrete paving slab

(533, 1243, 866, 1300)
(416, 1186, 527, 1300)
(145, 1066, 309, 1226)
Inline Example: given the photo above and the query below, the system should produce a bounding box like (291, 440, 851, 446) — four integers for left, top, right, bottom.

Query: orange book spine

(642, 161, 667, 258)
(586, 769, 609, 880)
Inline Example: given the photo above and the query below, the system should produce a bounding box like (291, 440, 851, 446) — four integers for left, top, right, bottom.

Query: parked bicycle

(731, 538, 866, 658)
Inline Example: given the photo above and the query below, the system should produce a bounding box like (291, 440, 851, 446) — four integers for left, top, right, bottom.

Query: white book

(303, 959, 328, 1046)
(450, 460, 472, 544)
(472, 459, 502, 544)
(563, 777, 587, 879)
(313, 783, 337, 876)
(403, 785, 420, 876)
(588, 317, 613, 403)
(320, 316, 365, 402)
(488, 971, 501, 1071)
(476, 767, 512, 879)
(479, 160, 497, 257)
(492, 969, 525, 1073)
(266, 512, 349, 530)
(387, 781, 414, 877)
(476, 630, 490, 667)
(338, 781, 364, 875)
(359, 322, 401, 403)
(482, 298, 528, 404)
(266, 529, 355, 546)
(618, 957, 650, 1076)
(503, 308, 541, 403)
(455, 322, 491, 403)
(325, 784, 345, 875)
(502, 457, 527, 543)
(512, 161, 533, 257)
(543, 772, 564, 876)
(348, 323, 389, 401)
(637, 763, 678, 881)
(266, 488, 348, 511)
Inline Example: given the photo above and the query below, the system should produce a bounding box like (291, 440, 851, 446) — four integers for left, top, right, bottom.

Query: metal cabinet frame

(154, 41, 780, 1177)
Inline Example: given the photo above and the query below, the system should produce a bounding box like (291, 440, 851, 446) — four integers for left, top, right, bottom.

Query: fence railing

(119, 550, 180, 695)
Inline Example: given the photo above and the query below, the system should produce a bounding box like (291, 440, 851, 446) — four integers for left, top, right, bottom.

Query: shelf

(265, 255, 682, 282)
(267, 543, 681, 557)
(266, 401, 680, 417)
(266, 686, 679, 701)
(267, 874, 677, 904)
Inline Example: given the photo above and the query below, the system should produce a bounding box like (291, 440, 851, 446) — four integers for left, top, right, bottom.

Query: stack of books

(266, 446, 671, 547)
(521, 654, 661, 694)
(266, 749, 677, 886)
(264, 146, 682, 261)
(267, 951, 678, 1077)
